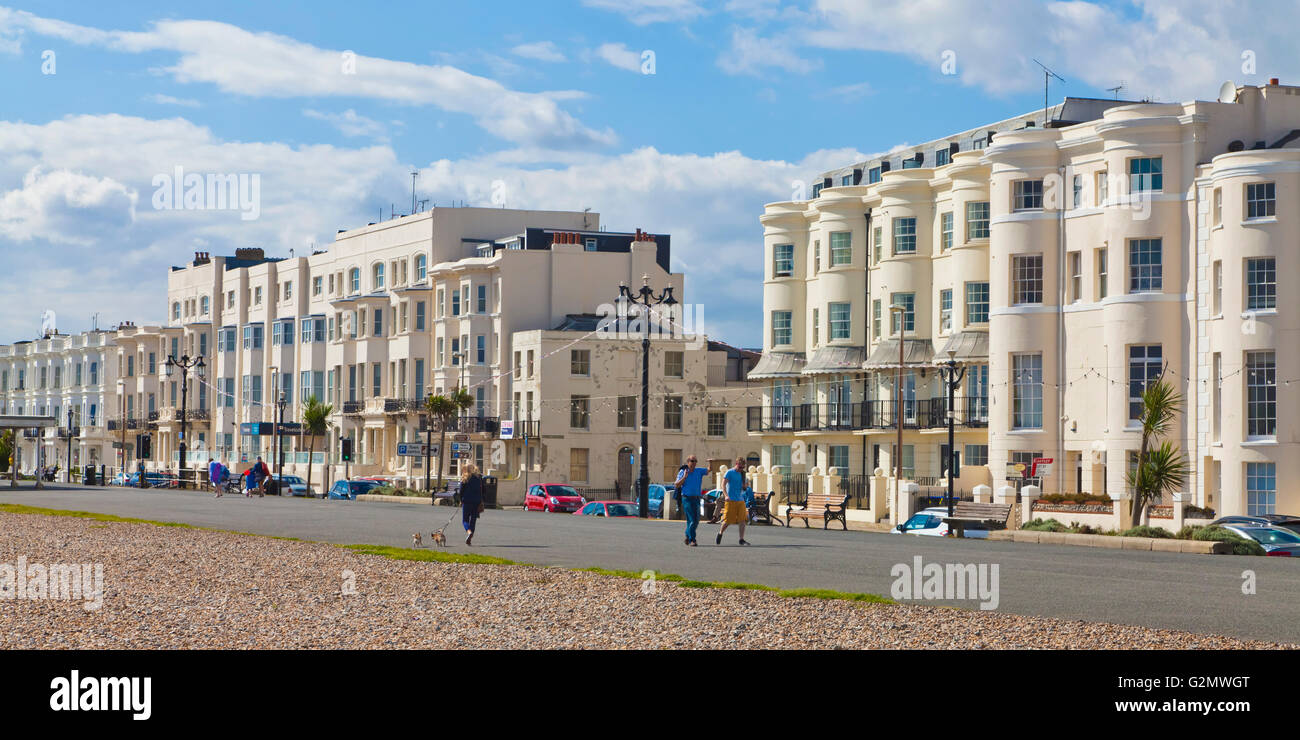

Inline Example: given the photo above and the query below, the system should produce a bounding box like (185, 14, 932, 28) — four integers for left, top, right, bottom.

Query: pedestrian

(674, 455, 708, 546)
(208, 457, 222, 497)
(715, 457, 751, 546)
(459, 463, 485, 546)
(136, 460, 148, 489)
(253, 456, 269, 497)
(243, 467, 257, 497)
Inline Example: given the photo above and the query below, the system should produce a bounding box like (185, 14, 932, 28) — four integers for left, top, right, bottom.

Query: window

(707, 412, 726, 436)
(1245, 182, 1276, 219)
(868, 166, 881, 184)
(664, 351, 684, 378)
(939, 289, 952, 333)
(451, 288, 461, 316)
(1129, 238, 1162, 293)
(890, 293, 915, 333)
(1128, 157, 1162, 193)
(415, 301, 426, 331)
(570, 396, 590, 429)
(811, 308, 818, 346)
(935, 148, 950, 167)
(1212, 187, 1222, 226)
(1014, 179, 1043, 210)
(242, 324, 264, 350)
(813, 241, 820, 273)
(415, 254, 428, 282)
(349, 268, 360, 294)
(1097, 248, 1109, 300)
(872, 226, 882, 263)
(1012, 254, 1044, 304)
(1128, 345, 1163, 422)
(571, 349, 590, 375)
(829, 231, 852, 266)
(617, 396, 636, 428)
(872, 300, 881, 339)
(1097, 171, 1109, 207)
(829, 445, 849, 471)
(940, 212, 953, 251)
(772, 444, 791, 469)
(372, 263, 385, 290)
(662, 449, 683, 482)
(1069, 252, 1082, 302)
(892, 217, 916, 254)
(476, 284, 487, 313)
(663, 396, 683, 430)
(1246, 257, 1276, 310)
(1072, 174, 1083, 208)
(283, 281, 292, 300)
(1012, 354, 1043, 429)
(771, 311, 792, 346)
(476, 335, 485, 364)
(965, 201, 990, 240)
(827, 302, 851, 341)
(1246, 351, 1276, 438)
(1246, 462, 1276, 516)
(570, 449, 589, 483)
(312, 276, 323, 296)
(841, 175, 852, 187)
(201, 296, 209, 315)
(964, 444, 989, 466)
(964, 282, 989, 325)
(773, 244, 794, 277)
(1011, 450, 1043, 489)
(172, 302, 181, 320)
(254, 286, 262, 305)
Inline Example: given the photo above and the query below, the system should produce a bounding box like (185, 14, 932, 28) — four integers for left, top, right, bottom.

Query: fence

(839, 473, 871, 509)
(779, 473, 809, 506)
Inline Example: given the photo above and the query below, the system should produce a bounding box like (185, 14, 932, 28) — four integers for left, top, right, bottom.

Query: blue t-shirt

(677, 467, 708, 497)
(724, 469, 746, 501)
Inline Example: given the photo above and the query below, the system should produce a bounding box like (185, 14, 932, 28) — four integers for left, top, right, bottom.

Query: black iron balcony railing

(745, 404, 816, 433)
(747, 397, 989, 433)
(107, 418, 142, 431)
(383, 398, 426, 413)
(58, 426, 81, 438)
(22, 428, 41, 438)
(514, 419, 541, 440)
(342, 401, 364, 415)
(147, 410, 160, 422)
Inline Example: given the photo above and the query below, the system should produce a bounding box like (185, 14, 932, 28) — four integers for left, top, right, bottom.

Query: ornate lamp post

(116, 378, 126, 482)
(618, 275, 677, 519)
(164, 353, 205, 489)
(938, 348, 967, 519)
(275, 390, 287, 492)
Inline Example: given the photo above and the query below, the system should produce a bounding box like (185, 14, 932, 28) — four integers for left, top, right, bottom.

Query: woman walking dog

(459, 464, 485, 546)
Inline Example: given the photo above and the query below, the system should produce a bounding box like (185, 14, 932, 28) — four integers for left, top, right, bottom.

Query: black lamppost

(618, 275, 676, 519)
(938, 349, 966, 519)
(165, 353, 205, 489)
(65, 408, 73, 484)
(275, 390, 287, 491)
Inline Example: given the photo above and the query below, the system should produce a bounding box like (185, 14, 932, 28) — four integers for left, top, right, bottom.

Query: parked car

(113, 471, 179, 489)
(1212, 515, 1300, 537)
(327, 479, 384, 501)
(523, 484, 586, 513)
(1217, 524, 1300, 557)
(574, 500, 640, 518)
(893, 507, 990, 539)
(268, 474, 310, 497)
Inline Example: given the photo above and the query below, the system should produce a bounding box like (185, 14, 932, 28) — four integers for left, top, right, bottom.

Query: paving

(2, 483, 1298, 644)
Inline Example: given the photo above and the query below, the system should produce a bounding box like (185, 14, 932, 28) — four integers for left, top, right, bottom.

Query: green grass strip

(341, 543, 515, 566)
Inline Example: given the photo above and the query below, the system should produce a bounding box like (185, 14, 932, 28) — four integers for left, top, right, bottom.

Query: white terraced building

(753, 80, 1300, 518)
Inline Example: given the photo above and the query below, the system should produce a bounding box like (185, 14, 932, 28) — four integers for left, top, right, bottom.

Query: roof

(706, 339, 760, 361)
(552, 313, 605, 332)
(802, 345, 866, 375)
(933, 331, 989, 363)
(747, 351, 805, 379)
(864, 339, 936, 368)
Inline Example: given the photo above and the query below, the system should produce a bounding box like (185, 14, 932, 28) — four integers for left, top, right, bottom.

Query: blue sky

(1, 0, 1294, 346)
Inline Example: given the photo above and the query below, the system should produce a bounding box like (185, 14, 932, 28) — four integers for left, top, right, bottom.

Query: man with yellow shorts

(715, 457, 751, 546)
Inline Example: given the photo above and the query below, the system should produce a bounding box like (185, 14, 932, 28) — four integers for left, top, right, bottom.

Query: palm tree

(425, 387, 473, 492)
(1125, 375, 1189, 528)
(301, 395, 332, 496)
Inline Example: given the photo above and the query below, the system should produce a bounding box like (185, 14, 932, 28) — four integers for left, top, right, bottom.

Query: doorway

(617, 446, 634, 500)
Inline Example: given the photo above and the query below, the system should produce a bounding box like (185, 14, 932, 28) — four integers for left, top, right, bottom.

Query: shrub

(1120, 525, 1174, 539)
(374, 485, 397, 496)
(1191, 526, 1266, 556)
(1070, 523, 1101, 535)
(1184, 504, 1216, 518)
(1022, 518, 1067, 532)
(1174, 525, 1205, 540)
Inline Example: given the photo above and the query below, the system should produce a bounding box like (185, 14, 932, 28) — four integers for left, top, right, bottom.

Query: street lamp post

(117, 379, 126, 482)
(66, 408, 73, 484)
(164, 354, 205, 489)
(618, 275, 677, 519)
(938, 349, 967, 519)
(275, 390, 287, 493)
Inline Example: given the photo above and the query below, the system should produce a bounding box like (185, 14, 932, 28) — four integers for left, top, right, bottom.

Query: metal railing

(746, 404, 815, 432)
(779, 473, 809, 506)
(839, 473, 871, 509)
(747, 397, 989, 432)
(107, 418, 142, 431)
(341, 401, 363, 415)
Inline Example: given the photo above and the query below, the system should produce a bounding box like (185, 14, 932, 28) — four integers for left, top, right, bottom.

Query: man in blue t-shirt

(674, 455, 709, 546)
(716, 457, 751, 546)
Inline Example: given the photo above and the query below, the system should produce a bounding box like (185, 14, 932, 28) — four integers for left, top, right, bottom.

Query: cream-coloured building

(754, 81, 1300, 518)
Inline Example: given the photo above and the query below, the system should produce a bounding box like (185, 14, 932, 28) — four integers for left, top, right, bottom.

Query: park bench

(942, 501, 1013, 538)
(431, 479, 461, 505)
(784, 490, 850, 530)
(749, 490, 775, 525)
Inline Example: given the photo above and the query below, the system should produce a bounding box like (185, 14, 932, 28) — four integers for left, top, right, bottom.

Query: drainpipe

(864, 208, 872, 475)
(1057, 165, 1066, 495)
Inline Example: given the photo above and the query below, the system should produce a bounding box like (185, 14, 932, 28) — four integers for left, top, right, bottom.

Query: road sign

(454, 434, 469, 442)
(452, 442, 472, 452)
(500, 420, 514, 439)
(397, 442, 428, 457)
(453, 451, 471, 459)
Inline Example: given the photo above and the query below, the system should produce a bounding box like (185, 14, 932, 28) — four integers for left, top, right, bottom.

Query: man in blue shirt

(716, 457, 751, 546)
(675, 455, 709, 546)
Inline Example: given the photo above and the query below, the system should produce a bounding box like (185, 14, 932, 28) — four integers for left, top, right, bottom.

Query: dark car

(1212, 515, 1300, 537)
(327, 479, 383, 500)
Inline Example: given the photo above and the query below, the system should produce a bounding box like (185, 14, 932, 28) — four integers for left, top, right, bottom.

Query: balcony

(418, 415, 502, 436)
(746, 397, 989, 433)
(745, 404, 816, 433)
(107, 418, 142, 431)
(58, 426, 81, 438)
(383, 398, 426, 413)
(341, 401, 364, 415)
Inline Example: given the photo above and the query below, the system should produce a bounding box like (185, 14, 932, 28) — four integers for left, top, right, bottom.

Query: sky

(1, 0, 1297, 347)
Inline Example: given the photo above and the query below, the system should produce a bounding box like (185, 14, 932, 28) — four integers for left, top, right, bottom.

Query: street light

(275, 389, 287, 494)
(65, 408, 73, 484)
(618, 274, 677, 519)
(164, 353, 205, 489)
(116, 378, 125, 482)
(938, 348, 967, 519)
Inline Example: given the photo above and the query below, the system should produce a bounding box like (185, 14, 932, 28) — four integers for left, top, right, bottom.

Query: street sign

(276, 422, 304, 436)
(453, 450, 471, 459)
(1005, 462, 1028, 480)
(453, 434, 469, 442)
(500, 420, 514, 439)
(397, 443, 428, 457)
(239, 422, 274, 436)
(452, 442, 472, 452)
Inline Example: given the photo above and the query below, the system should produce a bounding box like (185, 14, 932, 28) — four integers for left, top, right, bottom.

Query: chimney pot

(1270, 77, 1280, 86)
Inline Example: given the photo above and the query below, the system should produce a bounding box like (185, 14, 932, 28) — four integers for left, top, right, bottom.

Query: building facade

(752, 81, 1300, 517)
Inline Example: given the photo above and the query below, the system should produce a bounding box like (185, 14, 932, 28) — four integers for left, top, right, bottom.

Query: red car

(524, 484, 586, 513)
(574, 500, 639, 518)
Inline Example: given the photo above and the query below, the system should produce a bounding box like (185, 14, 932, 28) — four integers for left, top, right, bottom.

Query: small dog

(411, 532, 423, 547)
(430, 530, 447, 548)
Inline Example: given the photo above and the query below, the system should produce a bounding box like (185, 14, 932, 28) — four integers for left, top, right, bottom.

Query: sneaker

(715, 532, 723, 545)
(684, 538, 691, 546)
(739, 539, 751, 546)
(689, 541, 698, 547)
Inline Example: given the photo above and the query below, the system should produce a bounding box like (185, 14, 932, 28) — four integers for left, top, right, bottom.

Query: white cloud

(816, 81, 873, 101)
(0, 167, 137, 245)
(717, 27, 819, 76)
(0, 8, 615, 149)
(595, 42, 643, 72)
(582, 0, 706, 25)
(511, 41, 566, 63)
(303, 109, 388, 141)
(145, 93, 200, 107)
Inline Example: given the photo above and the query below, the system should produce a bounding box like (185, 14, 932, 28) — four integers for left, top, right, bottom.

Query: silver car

(1218, 524, 1300, 557)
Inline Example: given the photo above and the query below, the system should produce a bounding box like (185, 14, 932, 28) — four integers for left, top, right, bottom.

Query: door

(617, 447, 634, 500)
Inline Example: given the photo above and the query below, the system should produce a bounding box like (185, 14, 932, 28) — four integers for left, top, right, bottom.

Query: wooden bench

(431, 480, 461, 505)
(784, 490, 850, 530)
(942, 501, 1013, 538)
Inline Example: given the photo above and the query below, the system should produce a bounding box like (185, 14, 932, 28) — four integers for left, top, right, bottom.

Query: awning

(802, 345, 866, 375)
(747, 351, 805, 379)
(933, 331, 989, 363)
(864, 339, 935, 368)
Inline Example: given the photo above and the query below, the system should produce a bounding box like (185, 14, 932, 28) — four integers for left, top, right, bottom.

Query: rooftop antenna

(1032, 59, 1065, 128)
(92, 312, 99, 331)
(418, 198, 430, 212)
(1107, 81, 1125, 99)
(410, 169, 418, 215)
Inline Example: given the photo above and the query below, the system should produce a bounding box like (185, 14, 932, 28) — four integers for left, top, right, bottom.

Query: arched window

(172, 302, 181, 321)
(200, 295, 209, 315)
(349, 268, 360, 294)
(415, 254, 427, 282)
(373, 263, 385, 291)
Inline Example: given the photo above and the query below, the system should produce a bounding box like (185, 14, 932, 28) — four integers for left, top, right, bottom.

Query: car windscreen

(606, 504, 638, 517)
(1251, 528, 1300, 544)
(548, 486, 580, 497)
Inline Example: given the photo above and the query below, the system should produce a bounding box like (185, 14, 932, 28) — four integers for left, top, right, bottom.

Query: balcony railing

(747, 397, 989, 432)
(417, 415, 503, 435)
(341, 401, 364, 415)
(383, 398, 426, 413)
(107, 418, 142, 431)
